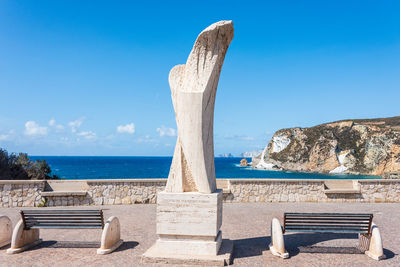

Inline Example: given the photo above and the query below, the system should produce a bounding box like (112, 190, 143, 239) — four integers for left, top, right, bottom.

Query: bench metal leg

(6, 219, 42, 254)
(97, 216, 123, 255)
(365, 222, 385, 260)
(0, 216, 12, 248)
(269, 218, 289, 259)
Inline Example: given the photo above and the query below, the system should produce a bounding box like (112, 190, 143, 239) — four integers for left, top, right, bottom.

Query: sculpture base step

(142, 239, 233, 266)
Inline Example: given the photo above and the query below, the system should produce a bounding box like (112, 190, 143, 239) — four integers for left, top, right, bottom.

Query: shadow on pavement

(285, 233, 358, 256)
(115, 241, 139, 252)
(26, 240, 139, 252)
(233, 236, 270, 259)
(233, 233, 396, 260)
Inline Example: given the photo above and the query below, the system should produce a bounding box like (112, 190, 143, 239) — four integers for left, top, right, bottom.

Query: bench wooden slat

(285, 213, 372, 217)
(285, 229, 369, 233)
(286, 217, 369, 221)
(283, 212, 373, 235)
(22, 210, 101, 213)
(26, 223, 103, 228)
(286, 223, 369, 228)
(26, 222, 102, 226)
(24, 215, 102, 218)
(21, 209, 104, 230)
(285, 221, 370, 224)
(23, 213, 100, 216)
(285, 226, 369, 230)
(284, 229, 368, 234)
(26, 220, 102, 224)
(24, 218, 102, 221)
(285, 218, 371, 221)
(29, 226, 104, 229)
(24, 215, 103, 218)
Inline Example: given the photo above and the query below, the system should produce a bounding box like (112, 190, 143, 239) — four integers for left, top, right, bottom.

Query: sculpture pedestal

(142, 190, 233, 266)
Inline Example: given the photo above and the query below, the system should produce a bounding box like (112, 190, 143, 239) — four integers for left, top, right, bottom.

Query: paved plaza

(0, 202, 398, 267)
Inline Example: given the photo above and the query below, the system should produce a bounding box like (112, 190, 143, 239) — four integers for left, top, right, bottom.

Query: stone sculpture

(143, 21, 234, 265)
(165, 20, 234, 194)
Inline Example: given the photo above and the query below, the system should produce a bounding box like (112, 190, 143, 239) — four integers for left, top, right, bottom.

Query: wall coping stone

(0, 180, 45, 185)
(85, 179, 167, 183)
(324, 189, 361, 194)
(229, 179, 326, 183)
(41, 191, 87, 197)
(358, 179, 400, 183)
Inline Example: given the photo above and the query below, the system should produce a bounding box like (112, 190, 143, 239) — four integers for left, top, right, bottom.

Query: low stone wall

(226, 179, 400, 203)
(45, 180, 167, 207)
(0, 181, 45, 208)
(359, 180, 400, 202)
(0, 179, 399, 207)
(227, 180, 326, 203)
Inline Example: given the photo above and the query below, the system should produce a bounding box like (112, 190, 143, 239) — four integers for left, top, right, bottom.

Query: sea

(31, 156, 380, 180)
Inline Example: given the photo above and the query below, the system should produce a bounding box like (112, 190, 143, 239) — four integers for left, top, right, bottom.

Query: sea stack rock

(240, 158, 248, 167)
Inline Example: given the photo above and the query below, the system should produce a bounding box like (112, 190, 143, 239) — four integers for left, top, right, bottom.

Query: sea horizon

(30, 156, 381, 180)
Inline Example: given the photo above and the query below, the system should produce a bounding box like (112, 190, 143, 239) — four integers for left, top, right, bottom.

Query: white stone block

(156, 231, 222, 256)
(152, 190, 223, 256)
(156, 190, 222, 237)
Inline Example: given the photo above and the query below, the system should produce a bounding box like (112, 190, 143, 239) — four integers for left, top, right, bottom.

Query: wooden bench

(21, 210, 104, 229)
(269, 212, 385, 260)
(283, 213, 373, 234)
(7, 209, 123, 255)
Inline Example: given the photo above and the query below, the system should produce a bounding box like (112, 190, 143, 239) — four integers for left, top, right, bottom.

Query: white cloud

(0, 130, 15, 141)
(157, 126, 177, 137)
(105, 134, 114, 140)
(224, 134, 255, 141)
(55, 124, 65, 132)
(24, 121, 48, 136)
(77, 131, 96, 140)
(136, 135, 156, 143)
(60, 137, 69, 142)
(48, 118, 65, 132)
(117, 123, 135, 134)
(68, 117, 85, 133)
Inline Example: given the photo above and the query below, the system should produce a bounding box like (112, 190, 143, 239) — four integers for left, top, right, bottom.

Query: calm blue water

(31, 156, 380, 180)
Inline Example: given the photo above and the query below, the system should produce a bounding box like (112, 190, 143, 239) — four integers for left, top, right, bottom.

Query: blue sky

(0, 1, 399, 156)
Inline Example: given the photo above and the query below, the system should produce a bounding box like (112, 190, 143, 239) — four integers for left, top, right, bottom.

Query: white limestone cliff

(255, 117, 400, 176)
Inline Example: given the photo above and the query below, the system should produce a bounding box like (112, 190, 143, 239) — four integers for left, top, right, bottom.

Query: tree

(0, 148, 58, 180)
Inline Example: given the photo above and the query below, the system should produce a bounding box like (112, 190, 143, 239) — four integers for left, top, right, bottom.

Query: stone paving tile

(0, 203, 398, 266)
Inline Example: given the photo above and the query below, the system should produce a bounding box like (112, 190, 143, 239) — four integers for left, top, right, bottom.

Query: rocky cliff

(255, 116, 400, 176)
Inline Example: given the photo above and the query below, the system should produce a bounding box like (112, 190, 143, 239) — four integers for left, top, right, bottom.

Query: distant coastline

(31, 156, 379, 180)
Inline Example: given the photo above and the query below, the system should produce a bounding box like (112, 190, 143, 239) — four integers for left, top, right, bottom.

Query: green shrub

(0, 148, 58, 180)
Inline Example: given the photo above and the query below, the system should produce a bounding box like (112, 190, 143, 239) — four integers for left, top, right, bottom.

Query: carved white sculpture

(165, 20, 234, 194)
(143, 21, 235, 265)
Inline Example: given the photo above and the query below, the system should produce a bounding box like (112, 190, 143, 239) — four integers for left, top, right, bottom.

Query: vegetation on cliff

(0, 148, 58, 180)
(258, 116, 400, 176)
